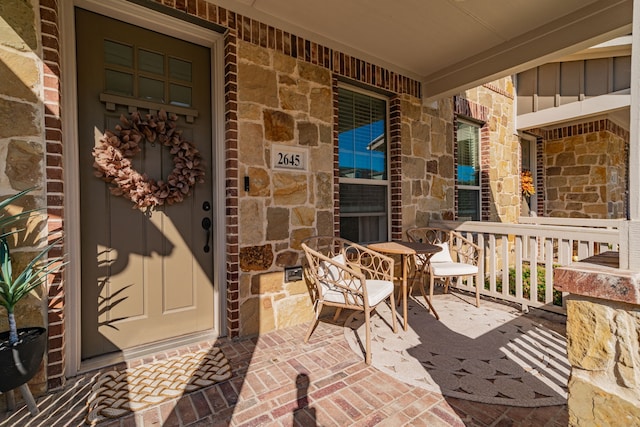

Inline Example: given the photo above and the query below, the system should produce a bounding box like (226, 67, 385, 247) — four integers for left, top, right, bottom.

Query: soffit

(213, 0, 633, 100)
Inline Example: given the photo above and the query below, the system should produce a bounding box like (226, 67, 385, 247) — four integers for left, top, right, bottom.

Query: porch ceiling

(214, 0, 632, 100)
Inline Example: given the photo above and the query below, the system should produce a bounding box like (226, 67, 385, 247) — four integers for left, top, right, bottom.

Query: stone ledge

(554, 251, 640, 306)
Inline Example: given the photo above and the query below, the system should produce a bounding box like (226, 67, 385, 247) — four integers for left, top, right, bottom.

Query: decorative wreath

(92, 110, 205, 210)
(521, 170, 535, 197)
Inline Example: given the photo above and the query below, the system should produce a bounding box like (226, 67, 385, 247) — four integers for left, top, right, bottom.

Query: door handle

(202, 217, 212, 253)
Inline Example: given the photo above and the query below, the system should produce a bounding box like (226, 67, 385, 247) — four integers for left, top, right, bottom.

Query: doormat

(85, 347, 232, 425)
(344, 293, 569, 407)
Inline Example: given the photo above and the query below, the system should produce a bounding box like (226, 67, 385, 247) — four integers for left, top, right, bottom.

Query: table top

(368, 240, 441, 255)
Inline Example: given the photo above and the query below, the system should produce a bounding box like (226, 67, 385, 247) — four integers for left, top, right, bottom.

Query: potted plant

(0, 188, 65, 395)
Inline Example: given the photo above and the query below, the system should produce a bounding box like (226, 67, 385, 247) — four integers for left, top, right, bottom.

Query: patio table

(368, 241, 441, 330)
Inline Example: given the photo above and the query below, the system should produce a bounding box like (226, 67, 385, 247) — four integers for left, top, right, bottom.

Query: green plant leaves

(0, 188, 67, 345)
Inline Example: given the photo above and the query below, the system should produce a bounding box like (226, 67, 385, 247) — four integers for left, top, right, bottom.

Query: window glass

(456, 121, 479, 186)
(139, 77, 164, 102)
(105, 70, 133, 96)
(338, 89, 387, 180)
(138, 49, 164, 75)
(169, 57, 192, 82)
(521, 138, 531, 170)
(102, 41, 195, 108)
(170, 84, 192, 107)
(456, 120, 481, 220)
(458, 189, 480, 221)
(104, 40, 132, 67)
(338, 87, 389, 243)
(339, 183, 387, 213)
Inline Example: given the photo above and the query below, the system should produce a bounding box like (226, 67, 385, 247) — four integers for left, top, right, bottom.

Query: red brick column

(224, 30, 240, 338)
(389, 96, 403, 240)
(40, 0, 66, 390)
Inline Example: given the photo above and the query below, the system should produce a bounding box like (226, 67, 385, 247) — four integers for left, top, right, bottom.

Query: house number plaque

(272, 144, 308, 171)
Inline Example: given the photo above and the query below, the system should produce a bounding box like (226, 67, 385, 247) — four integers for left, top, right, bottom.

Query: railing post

(529, 236, 538, 305)
(515, 236, 523, 300)
(545, 238, 554, 304)
(619, 221, 630, 270)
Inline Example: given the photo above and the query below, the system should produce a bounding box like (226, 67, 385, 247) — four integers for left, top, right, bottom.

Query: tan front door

(76, 8, 216, 360)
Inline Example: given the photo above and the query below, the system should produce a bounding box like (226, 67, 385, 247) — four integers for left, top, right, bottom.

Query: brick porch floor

(0, 305, 568, 427)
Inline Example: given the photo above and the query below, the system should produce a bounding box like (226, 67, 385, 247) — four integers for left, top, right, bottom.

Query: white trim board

(517, 93, 630, 130)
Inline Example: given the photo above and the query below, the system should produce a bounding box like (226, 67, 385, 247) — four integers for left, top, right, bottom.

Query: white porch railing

(428, 219, 622, 314)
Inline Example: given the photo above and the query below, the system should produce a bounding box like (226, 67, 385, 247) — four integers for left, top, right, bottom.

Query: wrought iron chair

(301, 236, 398, 364)
(406, 227, 482, 307)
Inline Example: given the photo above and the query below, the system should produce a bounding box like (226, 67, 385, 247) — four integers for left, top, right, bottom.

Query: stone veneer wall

(234, 44, 427, 335)
(542, 119, 628, 219)
(401, 95, 455, 227)
(0, 0, 62, 397)
(565, 296, 640, 425)
(187, 2, 424, 339)
(555, 255, 640, 426)
(395, 77, 523, 229)
(236, 40, 334, 335)
(460, 80, 521, 223)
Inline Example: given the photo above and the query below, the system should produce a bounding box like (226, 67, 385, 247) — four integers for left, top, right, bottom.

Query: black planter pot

(0, 327, 47, 393)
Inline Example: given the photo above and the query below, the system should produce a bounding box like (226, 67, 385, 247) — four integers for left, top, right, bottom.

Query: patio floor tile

(0, 305, 567, 427)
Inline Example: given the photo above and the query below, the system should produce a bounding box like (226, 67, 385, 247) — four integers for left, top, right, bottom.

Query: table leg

(402, 254, 408, 331)
(410, 255, 440, 320)
(420, 284, 440, 320)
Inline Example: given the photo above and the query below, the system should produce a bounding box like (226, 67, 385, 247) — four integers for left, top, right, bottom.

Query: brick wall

(40, 0, 66, 391)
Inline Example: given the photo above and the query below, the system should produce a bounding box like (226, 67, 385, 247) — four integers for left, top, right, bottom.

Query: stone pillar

(555, 252, 640, 426)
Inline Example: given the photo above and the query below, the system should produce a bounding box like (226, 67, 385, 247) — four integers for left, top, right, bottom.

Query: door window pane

(104, 40, 132, 67)
(139, 77, 164, 102)
(138, 49, 164, 75)
(170, 84, 192, 107)
(105, 70, 133, 96)
(170, 57, 192, 82)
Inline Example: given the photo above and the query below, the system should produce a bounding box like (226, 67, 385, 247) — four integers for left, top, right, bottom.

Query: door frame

(60, 0, 227, 377)
(520, 133, 538, 216)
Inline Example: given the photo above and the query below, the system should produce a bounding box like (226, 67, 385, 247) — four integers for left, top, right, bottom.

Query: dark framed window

(456, 119, 481, 221)
(338, 87, 389, 243)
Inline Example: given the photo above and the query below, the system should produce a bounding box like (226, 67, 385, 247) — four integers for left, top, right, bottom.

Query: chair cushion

(430, 242, 454, 263)
(323, 279, 394, 307)
(319, 253, 393, 306)
(319, 253, 347, 294)
(431, 261, 478, 276)
(321, 253, 346, 283)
